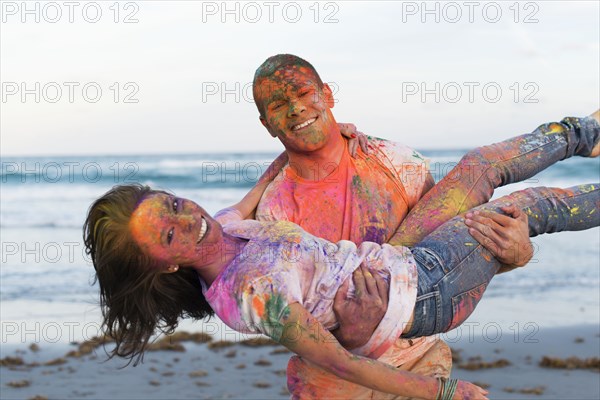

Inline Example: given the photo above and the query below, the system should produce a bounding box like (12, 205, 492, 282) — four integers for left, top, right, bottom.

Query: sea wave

(2, 153, 598, 229)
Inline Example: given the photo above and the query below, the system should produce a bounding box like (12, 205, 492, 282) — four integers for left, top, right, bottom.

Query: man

(252, 54, 532, 399)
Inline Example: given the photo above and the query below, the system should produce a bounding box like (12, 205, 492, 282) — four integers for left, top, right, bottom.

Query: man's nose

(287, 100, 306, 117)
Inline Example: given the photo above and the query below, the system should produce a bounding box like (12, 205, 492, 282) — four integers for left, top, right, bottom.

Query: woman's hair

(83, 184, 214, 365)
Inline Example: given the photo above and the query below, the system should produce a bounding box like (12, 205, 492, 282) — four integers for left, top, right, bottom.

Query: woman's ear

(165, 265, 179, 273)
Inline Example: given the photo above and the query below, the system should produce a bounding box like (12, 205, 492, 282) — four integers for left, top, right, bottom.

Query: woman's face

(129, 193, 222, 266)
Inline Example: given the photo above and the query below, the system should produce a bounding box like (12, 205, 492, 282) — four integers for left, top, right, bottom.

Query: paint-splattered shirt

(202, 210, 419, 359)
(255, 137, 430, 244)
(254, 137, 438, 366)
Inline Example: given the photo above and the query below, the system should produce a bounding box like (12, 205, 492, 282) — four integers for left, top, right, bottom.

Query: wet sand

(449, 324, 599, 399)
(1, 324, 598, 399)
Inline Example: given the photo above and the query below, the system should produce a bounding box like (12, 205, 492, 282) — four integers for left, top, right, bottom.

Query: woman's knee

(451, 149, 492, 182)
(457, 147, 491, 169)
(451, 146, 508, 191)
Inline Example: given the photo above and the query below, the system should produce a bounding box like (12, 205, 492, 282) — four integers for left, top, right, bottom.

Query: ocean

(1, 151, 599, 345)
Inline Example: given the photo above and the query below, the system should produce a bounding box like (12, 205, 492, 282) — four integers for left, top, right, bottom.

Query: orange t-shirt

(256, 137, 429, 244)
(256, 137, 442, 372)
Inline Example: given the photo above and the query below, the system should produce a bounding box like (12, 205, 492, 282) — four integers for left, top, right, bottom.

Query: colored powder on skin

(128, 197, 190, 262)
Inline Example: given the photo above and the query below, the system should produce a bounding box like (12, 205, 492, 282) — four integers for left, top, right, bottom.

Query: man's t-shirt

(256, 137, 429, 245)
(255, 137, 437, 366)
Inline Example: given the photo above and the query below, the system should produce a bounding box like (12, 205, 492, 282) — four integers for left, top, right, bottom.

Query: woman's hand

(338, 122, 370, 157)
(454, 380, 489, 400)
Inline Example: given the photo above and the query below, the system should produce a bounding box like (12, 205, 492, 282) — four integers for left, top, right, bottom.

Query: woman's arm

(228, 151, 288, 219)
(278, 303, 488, 400)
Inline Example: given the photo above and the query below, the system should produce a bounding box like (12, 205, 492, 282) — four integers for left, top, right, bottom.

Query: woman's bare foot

(590, 109, 600, 157)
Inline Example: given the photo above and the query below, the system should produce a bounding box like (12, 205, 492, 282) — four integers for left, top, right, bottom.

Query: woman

(85, 115, 600, 400)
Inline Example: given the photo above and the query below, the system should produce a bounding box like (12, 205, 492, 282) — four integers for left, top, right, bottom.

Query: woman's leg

(390, 116, 600, 246)
(403, 183, 599, 338)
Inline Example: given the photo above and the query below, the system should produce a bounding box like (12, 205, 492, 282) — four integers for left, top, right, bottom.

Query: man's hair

(253, 54, 324, 117)
(83, 184, 214, 366)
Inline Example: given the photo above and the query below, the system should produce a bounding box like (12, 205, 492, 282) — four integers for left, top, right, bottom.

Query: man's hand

(338, 123, 370, 157)
(464, 204, 533, 269)
(331, 266, 389, 349)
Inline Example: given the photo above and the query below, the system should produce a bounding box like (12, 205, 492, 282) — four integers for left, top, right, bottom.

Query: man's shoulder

(366, 136, 428, 166)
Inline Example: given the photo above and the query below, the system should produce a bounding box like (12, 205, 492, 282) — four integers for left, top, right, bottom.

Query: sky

(1, 0, 599, 156)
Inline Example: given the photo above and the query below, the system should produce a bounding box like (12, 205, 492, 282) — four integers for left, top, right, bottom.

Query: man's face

(255, 65, 337, 153)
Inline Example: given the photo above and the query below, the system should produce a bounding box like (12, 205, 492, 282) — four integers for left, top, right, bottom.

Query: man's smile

(292, 117, 317, 131)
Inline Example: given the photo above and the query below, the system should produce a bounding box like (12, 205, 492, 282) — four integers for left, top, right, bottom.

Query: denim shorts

(402, 235, 498, 338)
(402, 183, 600, 339)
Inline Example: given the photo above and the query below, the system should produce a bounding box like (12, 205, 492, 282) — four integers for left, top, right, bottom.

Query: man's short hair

(253, 54, 324, 117)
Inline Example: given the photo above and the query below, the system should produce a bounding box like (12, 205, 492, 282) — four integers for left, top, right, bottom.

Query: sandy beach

(1, 323, 598, 400)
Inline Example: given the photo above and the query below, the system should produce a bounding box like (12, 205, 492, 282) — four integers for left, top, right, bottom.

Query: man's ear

(260, 116, 277, 138)
(322, 83, 335, 109)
